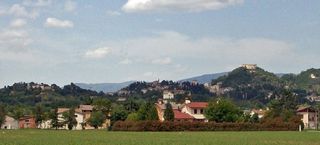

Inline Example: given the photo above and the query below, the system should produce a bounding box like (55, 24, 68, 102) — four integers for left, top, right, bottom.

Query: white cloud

(64, 0, 77, 12)
(152, 57, 172, 65)
(44, 17, 74, 28)
(106, 10, 121, 16)
(0, 29, 32, 52)
(84, 47, 111, 59)
(122, 0, 244, 13)
(8, 4, 39, 19)
(10, 19, 27, 28)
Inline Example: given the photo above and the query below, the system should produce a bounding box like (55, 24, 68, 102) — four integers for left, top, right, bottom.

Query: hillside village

(1, 64, 320, 130)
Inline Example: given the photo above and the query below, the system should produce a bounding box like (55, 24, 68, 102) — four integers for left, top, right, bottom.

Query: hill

(178, 72, 228, 84)
(75, 81, 135, 93)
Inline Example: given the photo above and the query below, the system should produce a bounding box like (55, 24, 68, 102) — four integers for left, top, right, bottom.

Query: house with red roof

(155, 101, 194, 122)
(181, 99, 208, 122)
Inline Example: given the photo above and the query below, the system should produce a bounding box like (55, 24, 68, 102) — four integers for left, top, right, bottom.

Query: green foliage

(265, 90, 297, 121)
(88, 111, 106, 129)
(250, 113, 260, 123)
(126, 113, 139, 121)
(136, 102, 159, 121)
(49, 108, 59, 129)
(163, 103, 174, 121)
(34, 104, 45, 127)
(92, 98, 111, 118)
(63, 108, 77, 130)
(204, 98, 242, 122)
(0, 104, 6, 128)
(110, 106, 128, 123)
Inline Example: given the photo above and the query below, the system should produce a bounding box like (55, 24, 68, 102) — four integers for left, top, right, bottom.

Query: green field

(0, 130, 319, 145)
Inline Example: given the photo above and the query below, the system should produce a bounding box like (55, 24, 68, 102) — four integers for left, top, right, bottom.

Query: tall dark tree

(34, 104, 45, 128)
(49, 108, 59, 130)
(63, 108, 77, 130)
(136, 102, 159, 121)
(164, 103, 174, 121)
(0, 104, 6, 129)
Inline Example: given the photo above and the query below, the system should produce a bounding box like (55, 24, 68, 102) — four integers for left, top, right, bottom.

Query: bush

(112, 120, 301, 131)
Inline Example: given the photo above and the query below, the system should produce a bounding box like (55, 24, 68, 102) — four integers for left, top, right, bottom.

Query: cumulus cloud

(44, 17, 74, 28)
(122, 0, 244, 13)
(84, 47, 111, 59)
(64, 0, 77, 12)
(152, 57, 172, 65)
(10, 19, 27, 28)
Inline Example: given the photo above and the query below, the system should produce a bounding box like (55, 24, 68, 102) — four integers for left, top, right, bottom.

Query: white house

(181, 99, 208, 121)
(1, 116, 18, 129)
(297, 106, 318, 129)
(163, 91, 174, 100)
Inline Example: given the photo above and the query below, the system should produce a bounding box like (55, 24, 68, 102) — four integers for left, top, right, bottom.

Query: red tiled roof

(173, 110, 194, 119)
(186, 102, 208, 108)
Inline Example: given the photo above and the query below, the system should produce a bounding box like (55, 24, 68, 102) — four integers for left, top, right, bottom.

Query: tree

(0, 104, 6, 129)
(265, 90, 298, 121)
(63, 108, 77, 130)
(146, 104, 159, 121)
(110, 106, 128, 123)
(92, 98, 112, 118)
(88, 111, 106, 129)
(136, 102, 159, 121)
(163, 103, 174, 121)
(11, 106, 24, 120)
(49, 108, 59, 130)
(34, 104, 45, 128)
(204, 98, 242, 122)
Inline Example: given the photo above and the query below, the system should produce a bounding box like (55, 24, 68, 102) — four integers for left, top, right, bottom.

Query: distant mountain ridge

(75, 81, 135, 93)
(179, 72, 228, 84)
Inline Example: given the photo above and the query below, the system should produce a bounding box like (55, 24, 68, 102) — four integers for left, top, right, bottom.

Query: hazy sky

(0, 0, 320, 87)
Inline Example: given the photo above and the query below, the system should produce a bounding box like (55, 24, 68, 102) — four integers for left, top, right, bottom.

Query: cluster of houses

(1, 90, 319, 130)
(1, 105, 110, 130)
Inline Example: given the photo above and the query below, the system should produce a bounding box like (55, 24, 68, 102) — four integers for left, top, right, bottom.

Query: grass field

(0, 130, 319, 145)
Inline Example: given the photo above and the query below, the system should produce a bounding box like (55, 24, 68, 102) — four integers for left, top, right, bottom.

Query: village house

(1, 116, 18, 129)
(250, 109, 267, 119)
(19, 116, 36, 129)
(57, 108, 85, 130)
(297, 106, 318, 129)
(155, 101, 194, 122)
(181, 99, 208, 122)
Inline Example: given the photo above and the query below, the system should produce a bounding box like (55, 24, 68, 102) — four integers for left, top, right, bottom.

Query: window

(200, 109, 204, 114)
(194, 109, 198, 114)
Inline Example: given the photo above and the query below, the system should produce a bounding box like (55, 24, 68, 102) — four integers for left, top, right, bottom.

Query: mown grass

(0, 130, 319, 145)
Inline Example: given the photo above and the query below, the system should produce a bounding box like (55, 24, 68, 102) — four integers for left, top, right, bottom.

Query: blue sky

(0, 0, 320, 87)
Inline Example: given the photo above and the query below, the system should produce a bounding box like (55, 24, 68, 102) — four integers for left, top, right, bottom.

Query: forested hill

(211, 66, 320, 105)
(0, 82, 105, 108)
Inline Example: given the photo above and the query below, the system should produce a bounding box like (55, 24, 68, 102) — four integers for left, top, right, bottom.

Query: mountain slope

(75, 81, 135, 93)
(179, 72, 228, 84)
